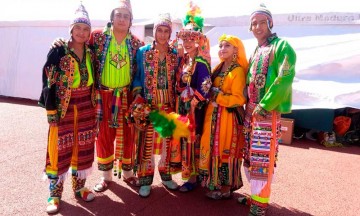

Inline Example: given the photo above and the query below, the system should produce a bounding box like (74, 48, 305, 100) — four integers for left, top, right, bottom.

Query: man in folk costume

(39, 3, 96, 213)
(176, 1, 212, 192)
(238, 4, 296, 216)
(131, 13, 181, 197)
(89, 0, 144, 192)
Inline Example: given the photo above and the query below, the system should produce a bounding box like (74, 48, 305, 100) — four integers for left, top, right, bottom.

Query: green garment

(101, 33, 131, 88)
(248, 37, 296, 114)
(72, 49, 94, 88)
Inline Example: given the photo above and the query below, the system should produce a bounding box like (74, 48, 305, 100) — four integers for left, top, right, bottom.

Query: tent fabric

(1, 13, 360, 110)
(0, 21, 143, 101)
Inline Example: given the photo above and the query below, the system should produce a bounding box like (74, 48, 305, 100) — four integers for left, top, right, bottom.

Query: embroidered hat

(111, 0, 133, 20)
(153, 13, 172, 37)
(250, 3, 273, 29)
(70, 3, 91, 29)
(250, 3, 272, 21)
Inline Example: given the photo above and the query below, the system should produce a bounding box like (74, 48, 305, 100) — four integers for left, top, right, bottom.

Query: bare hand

(50, 37, 66, 49)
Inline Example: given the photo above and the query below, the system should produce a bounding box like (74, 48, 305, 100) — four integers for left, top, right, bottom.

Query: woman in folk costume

(199, 34, 248, 199)
(238, 4, 296, 216)
(176, 1, 212, 192)
(38, 3, 96, 214)
(88, 0, 145, 192)
(131, 13, 180, 198)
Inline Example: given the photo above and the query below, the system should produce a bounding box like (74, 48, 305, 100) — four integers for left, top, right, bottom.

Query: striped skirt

(45, 87, 96, 180)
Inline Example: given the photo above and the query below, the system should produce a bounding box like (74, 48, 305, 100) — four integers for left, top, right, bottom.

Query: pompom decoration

(182, 1, 204, 32)
(149, 110, 191, 140)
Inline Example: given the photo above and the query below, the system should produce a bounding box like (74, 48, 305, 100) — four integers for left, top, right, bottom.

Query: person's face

(218, 40, 237, 61)
(155, 26, 171, 45)
(250, 14, 272, 43)
(112, 8, 131, 32)
(183, 39, 197, 55)
(71, 23, 91, 44)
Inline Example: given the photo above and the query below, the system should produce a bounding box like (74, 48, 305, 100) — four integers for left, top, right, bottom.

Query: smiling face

(155, 26, 171, 45)
(183, 39, 197, 56)
(218, 40, 237, 62)
(111, 8, 131, 32)
(250, 13, 272, 45)
(71, 23, 91, 44)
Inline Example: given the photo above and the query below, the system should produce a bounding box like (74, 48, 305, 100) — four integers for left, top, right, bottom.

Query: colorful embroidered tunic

(88, 24, 144, 173)
(243, 33, 296, 207)
(39, 43, 96, 180)
(101, 32, 131, 88)
(132, 43, 180, 185)
(199, 62, 246, 190)
(176, 54, 212, 180)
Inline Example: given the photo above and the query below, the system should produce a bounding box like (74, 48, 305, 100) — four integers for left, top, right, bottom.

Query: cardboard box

(279, 118, 294, 145)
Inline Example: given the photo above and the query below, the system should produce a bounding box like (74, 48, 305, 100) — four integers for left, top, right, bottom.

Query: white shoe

(46, 197, 60, 214)
(93, 180, 108, 192)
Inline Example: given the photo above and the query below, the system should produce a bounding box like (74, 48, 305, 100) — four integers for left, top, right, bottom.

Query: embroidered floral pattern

(146, 52, 154, 62)
(201, 76, 212, 94)
(254, 74, 266, 89)
(131, 40, 140, 49)
(94, 32, 105, 45)
(145, 76, 153, 90)
(57, 86, 67, 99)
(59, 56, 71, 71)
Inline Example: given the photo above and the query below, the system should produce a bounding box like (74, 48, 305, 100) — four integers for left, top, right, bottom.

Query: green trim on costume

(251, 195, 269, 204)
(195, 56, 210, 72)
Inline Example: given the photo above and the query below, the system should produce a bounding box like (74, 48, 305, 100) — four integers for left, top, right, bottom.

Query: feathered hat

(178, 1, 204, 41)
(177, 1, 211, 68)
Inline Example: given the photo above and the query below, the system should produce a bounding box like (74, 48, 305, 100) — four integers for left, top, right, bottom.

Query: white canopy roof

(0, 0, 359, 110)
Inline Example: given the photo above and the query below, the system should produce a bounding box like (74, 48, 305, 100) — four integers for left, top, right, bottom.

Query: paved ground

(1, 97, 360, 216)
